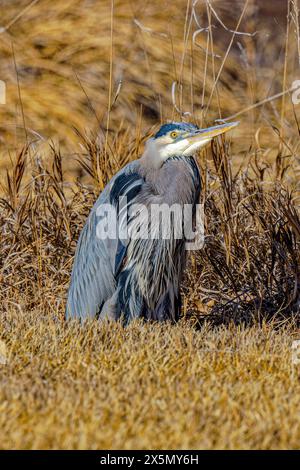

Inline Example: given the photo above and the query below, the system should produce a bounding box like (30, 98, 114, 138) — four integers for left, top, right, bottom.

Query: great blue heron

(66, 121, 238, 323)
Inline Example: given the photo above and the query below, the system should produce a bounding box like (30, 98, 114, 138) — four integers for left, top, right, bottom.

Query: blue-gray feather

(66, 161, 140, 320)
(66, 125, 201, 323)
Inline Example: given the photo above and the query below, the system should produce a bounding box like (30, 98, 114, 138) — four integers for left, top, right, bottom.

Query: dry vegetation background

(1, 0, 300, 450)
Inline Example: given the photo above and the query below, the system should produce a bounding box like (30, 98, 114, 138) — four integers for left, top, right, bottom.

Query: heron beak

(182, 121, 239, 155)
(190, 121, 239, 140)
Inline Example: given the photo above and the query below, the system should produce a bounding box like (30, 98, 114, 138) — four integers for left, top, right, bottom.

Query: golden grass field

(1, 313, 300, 450)
(1, 0, 300, 450)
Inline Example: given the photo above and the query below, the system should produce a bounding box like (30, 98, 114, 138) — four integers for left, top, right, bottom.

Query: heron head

(141, 121, 239, 169)
(152, 121, 239, 160)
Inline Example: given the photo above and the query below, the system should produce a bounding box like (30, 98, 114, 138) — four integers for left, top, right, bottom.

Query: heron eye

(170, 131, 179, 139)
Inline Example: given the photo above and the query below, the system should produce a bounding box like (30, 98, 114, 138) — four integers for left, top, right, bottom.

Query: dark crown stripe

(154, 122, 199, 139)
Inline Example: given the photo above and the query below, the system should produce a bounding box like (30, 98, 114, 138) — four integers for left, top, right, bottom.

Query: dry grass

(1, 311, 300, 450)
(1, 0, 300, 450)
(0, 0, 243, 158)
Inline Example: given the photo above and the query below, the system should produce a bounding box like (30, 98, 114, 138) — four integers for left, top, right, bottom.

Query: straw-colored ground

(1, 0, 300, 450)
(1, 311, 300, 450)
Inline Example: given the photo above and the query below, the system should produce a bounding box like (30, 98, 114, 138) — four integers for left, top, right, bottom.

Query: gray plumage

(66, 121, 238, 323)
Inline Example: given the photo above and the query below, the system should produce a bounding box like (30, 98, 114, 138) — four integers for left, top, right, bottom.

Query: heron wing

(66, 162, 144, 319)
